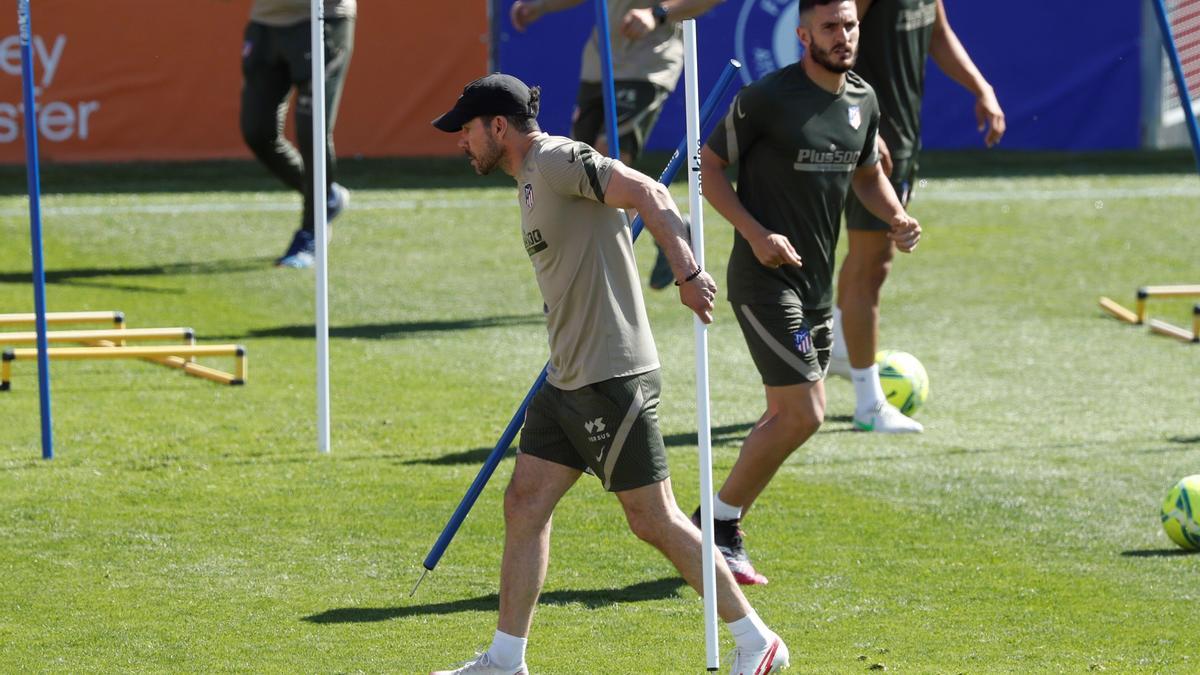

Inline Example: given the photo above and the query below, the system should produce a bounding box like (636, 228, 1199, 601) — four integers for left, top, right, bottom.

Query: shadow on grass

(1120, 549, 1198, 558)
(662, 422, 754, 448)
(302, 576, 686, 623)
(1169, 435, 1200, 444)
(401, 446, 505, 466)
(212, 314, 543, 341)
(0, 257, 274, 292)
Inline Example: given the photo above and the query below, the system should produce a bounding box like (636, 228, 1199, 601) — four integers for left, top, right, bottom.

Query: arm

(604, 163, 717, 323)
(850, 162, 921, 252)
(622, 0, 725, 40)
(510, 0, 588, 32)
(700, 145, 803, 269)
(929, 0, 1005, 147)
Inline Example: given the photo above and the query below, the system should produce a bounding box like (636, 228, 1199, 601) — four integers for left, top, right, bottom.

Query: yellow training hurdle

(0, 311, 125, 328)
(0, 327, 193, 347)
(2, 344, 247, 390)
(1147, 304, 1200, 344)
(1099, 285, 1200, 325)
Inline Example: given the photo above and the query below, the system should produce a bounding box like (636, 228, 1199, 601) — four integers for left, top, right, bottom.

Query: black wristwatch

(651, 2, 669, 26)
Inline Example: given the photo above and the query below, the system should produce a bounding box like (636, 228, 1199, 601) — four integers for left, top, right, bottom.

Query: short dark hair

(799, 0, 843, 14)
(482, 114, 541, 133)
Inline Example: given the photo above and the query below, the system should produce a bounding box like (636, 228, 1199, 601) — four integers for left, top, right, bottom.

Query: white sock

(712, 493, 743, 521)
(727, 609, 771, 651)
(488, 630, 527, 669)
(831, 306, 848, 361)
(851, 363, 887, 411)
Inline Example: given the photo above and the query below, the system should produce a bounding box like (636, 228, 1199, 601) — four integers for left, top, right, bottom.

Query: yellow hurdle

(1098, 297, 1139, 324)
(0, 327, 193, 347)
(0, 311, 125, 328)
(1147, 303, 1200, 344)
(2, 344, 247, 390)
(1136, 285, 1200, 324)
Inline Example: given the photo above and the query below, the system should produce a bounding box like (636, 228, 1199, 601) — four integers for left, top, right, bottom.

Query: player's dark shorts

(845, 154, 917, 231)
(518, 370, 670, 492)
(733, 302, 833, 387)
(572, 80, 671, 161)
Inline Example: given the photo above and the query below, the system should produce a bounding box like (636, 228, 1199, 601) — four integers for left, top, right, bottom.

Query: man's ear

(491, 115, 508, 139)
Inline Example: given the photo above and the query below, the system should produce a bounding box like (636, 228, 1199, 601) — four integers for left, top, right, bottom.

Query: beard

(809, 41, 856, 74)
(466, 134, 504, 175)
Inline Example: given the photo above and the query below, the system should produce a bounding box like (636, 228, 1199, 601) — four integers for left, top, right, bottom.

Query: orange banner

(0, 1, 487, 162)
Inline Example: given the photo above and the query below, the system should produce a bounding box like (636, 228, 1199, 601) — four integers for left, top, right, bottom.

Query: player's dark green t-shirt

(707, 63, 880, 310)
(854, 0, 936, 159)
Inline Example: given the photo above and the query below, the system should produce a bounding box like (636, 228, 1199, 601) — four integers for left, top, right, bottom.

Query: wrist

(674, 265, 702, 286)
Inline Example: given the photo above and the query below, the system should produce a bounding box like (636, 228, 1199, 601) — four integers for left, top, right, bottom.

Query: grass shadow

(1169, 435, 1200, 444)
(1120, 549, 1198, 558)
(401, 446, 505, 467)
(302, 576, 686, 624)
(213, 314, 543, 341)
(662, 422, 755, 448)
(0, 257, 274, 293)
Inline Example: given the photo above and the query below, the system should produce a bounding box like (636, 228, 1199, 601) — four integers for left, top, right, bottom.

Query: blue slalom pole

(1152, 0, 1200, 178)
(594, 0, 621, 159)
(17, 0, 53, 460)
(413, 60, 742, 591)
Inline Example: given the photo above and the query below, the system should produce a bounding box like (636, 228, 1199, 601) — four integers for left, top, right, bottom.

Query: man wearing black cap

(429, 73, 789, 675)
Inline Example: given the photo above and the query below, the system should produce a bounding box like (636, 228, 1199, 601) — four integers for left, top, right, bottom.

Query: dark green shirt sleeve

(706, 85, 767, 166)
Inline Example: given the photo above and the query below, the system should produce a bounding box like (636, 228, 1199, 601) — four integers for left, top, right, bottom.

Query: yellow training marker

(0, 311, 125, 329)
(1, 344, 247, 390)
(1098, 297, 1139, 324)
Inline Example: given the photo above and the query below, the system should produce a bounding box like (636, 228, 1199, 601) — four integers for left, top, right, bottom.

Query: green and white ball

(875, 350, 929, 417)
(1161, 475, 1200, 551)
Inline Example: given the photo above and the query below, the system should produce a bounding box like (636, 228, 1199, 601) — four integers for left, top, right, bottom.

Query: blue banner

(494, 0, 1141, 152)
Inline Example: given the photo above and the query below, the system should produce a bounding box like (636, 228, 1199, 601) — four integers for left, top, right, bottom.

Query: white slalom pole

(682, 19, 718, 671)
(311, 0, 331, 453)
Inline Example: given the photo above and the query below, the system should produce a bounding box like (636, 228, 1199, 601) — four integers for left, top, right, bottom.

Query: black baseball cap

(432, 73, 540, 132)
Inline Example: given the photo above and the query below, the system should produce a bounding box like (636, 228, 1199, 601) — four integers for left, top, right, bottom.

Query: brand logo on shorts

(523, 183, 535, 209)
(585, 417, 611, 443)
(733, 0, 803, 84)
(848, 105, 861, 130)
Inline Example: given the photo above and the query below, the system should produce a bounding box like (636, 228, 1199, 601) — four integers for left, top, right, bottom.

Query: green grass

(1, 152, 1198, 673)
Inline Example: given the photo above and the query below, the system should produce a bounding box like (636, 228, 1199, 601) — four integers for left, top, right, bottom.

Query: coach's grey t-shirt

(250, 0, 356, 26)
(516, 134, 659, 391)
(580, 0, 684, 91)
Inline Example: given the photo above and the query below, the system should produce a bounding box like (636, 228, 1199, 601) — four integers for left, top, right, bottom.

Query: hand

(975, 85, 1006, 148)
(748, 231, 803, 269)
(678, 270, 717, 324)
(876, 134, 893, 177)
(888, 214, 921, 252)
(510, 0, 544, 32)
(621, 8, 656, 40)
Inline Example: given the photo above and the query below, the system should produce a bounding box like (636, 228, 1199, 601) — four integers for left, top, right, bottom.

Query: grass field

(1, 152, 1198, 673)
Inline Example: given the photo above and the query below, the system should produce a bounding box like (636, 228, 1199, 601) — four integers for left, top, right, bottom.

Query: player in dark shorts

(829, 0, 1005, 432)
(696, 0, 921, 585)
(429, 73, 788, 675)
(509, 0, 724, 289)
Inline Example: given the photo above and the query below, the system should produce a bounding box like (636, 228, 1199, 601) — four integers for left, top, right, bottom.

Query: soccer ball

(1161, 475, 1200, 551)
(875, 350, 929, 416)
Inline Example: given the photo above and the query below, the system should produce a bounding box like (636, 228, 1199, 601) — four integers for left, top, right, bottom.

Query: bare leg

(497, 453, 581, 637)
(836, 229, 895, 369)
(716, 380, 825, 514)
(616, 478, 752, 623)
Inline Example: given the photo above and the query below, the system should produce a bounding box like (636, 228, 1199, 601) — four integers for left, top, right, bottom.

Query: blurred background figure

(239, 0, 356, 269)
(510, 0, 724, 289)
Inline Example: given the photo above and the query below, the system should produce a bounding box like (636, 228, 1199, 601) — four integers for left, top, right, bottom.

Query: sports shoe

(430, 652, 528, 675)
(327, 182, 350, 223)
(275, 228, 316, 268)
(853, 402, 924, 433)
(825, 353, 851, 380)
(692, 508, 769, 586)
(729, 633, 790, 675)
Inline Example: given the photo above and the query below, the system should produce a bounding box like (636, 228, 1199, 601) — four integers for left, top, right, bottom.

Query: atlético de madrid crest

(848, 105, 861, 130)
(523, 183, 534, 209)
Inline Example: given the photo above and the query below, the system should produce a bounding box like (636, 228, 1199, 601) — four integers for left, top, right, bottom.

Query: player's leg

(434, 387, 583, 675)
(702, 303, 830, 585)
(239, 22, 305, 194)
(832, 159, 922, 432)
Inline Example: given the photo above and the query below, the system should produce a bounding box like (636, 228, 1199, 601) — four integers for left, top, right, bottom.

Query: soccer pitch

(0, 154, 1197, 672)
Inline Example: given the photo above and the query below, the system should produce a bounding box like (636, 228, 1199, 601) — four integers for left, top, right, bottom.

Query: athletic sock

(713, 493, 743, 521)
(852, 363, 887, 412)
(488, 630, 527, 669)
(727, 609, 771, 651)
(831, 306, 849, 361)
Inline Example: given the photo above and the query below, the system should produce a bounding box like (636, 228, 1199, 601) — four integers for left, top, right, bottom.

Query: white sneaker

(826, 353, 851, 380)
(730, 633, 790, 674)
(853, 402, 924, 433)
(430, 652, 528, 675)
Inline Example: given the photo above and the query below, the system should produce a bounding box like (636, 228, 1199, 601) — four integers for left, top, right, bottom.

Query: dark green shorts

(572, 80, 671, 161)
(518, 370, 670, 492)
(845, 154, 917, 231)
(733, 303, 833, 387)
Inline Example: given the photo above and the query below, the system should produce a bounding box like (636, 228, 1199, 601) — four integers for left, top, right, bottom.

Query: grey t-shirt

(250, 0, 356, 26)
(580, 0, 684, 91)
(516, 134, 660, 390)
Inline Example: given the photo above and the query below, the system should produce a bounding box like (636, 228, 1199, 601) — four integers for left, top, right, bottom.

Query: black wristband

(674, 266, 703, 286)
(652, 3, 669, 25)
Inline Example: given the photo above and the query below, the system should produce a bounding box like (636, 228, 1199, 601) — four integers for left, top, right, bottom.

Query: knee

(775, 403, 823, 446)
(240, 116, 277, 154)
(504, 478, 547, 524)
(624, 507, 669, 547)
